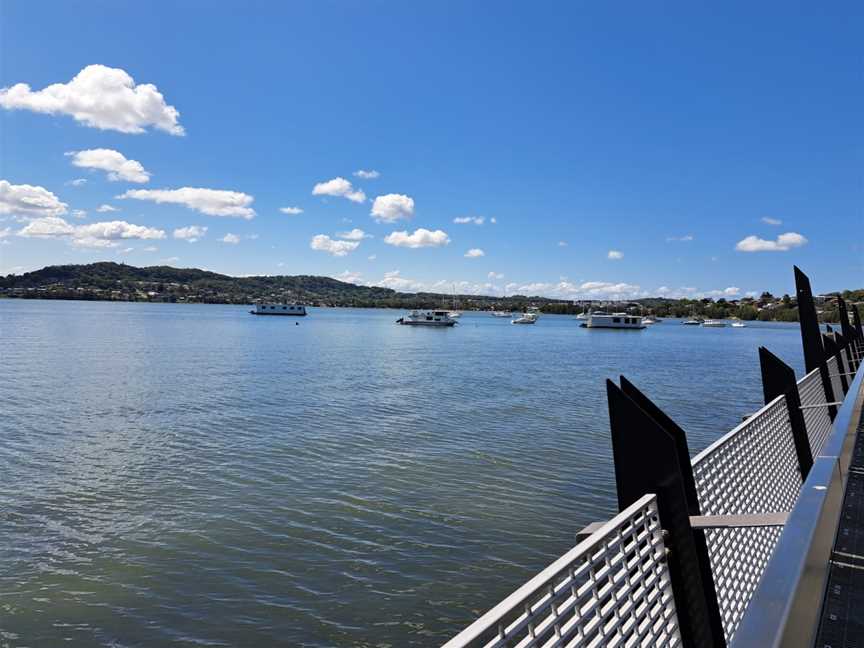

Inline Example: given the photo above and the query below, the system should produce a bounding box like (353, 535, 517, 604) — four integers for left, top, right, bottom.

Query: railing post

(607, 379, 726, 648)
(852, 307, 863, 341)
(795, 266, 838, 419)
(758, 347, 813, 479)
(838, 298, 856, 342)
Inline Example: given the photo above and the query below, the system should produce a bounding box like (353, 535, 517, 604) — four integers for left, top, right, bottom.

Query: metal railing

(440, 494, 681, 648)
(442, 269, 864, 648)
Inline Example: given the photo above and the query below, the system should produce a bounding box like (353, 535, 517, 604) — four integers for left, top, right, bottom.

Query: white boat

(682, 318, 703, 326)
(584, 312, 645, 329)
(642, 316, 657, 325)
(250, 303, 307, 316)
(511, 313, 538, 325)
(731, 321, 747, 328)
(575, 311, 590, 320)
(448, 311, 462, 319)
(702, 319, 727, 328)
(491, 310, 512, 318)
(396, 310, 457, 326)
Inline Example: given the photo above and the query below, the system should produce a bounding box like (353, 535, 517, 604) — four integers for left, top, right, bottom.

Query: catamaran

(396, 310, 458, 327)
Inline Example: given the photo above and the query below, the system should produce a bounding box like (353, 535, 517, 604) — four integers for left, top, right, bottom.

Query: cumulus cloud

(0, 64, 183, 135)
(66, 148, 150, 183)
(0, 180, 68, 218)
(280, 206, 303, 215)
(97, 204, 119, 213)
(337, 270, 363, 283)
(310, 234, 360, 256)
(666, 234, 694, 242)
(71, 209, 87, 219)
(312, 177, 365, 203)
(0, 227, 11, 238)
(464, 248, 485, 258)
(368, 254, 377, 261)
(221, 233, 240, 244)
(119, 187, 255, 219)
(384, 228, 450, 248)
(353, 170, 380, 179)
(761, 217, 782, 226)
(454, 216, 485, 225)
(336, 228, 370, 241)
(66, 178, 87, 187)
(607, 250, 624, 260)
(18, 215, 165, 248)
(173, 225, 207, 242)
(735, 232, 807, 252)
(371, 193, 414, 223)
(488, 271, 504, 280)
(371, 270, 426, 291)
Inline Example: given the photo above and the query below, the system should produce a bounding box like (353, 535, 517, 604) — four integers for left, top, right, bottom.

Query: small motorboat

(491, 310, 512, 318)
(511, 313, 538, 325)
(682, 318, 703, 326)
(731, 321, 747, 328)
(642, 316, 657, 325)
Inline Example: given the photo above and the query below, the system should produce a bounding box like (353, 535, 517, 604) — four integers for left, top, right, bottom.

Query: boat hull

(249, 311, 307, 316)
(396, 319, 456, 327)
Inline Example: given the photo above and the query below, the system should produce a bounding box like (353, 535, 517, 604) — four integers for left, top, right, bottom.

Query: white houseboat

(396, 310, 457, 327)
(584, 311, 645, 329)
(250, 303, 307, 316)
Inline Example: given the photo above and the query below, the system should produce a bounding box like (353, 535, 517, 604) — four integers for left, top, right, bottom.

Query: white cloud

(119, 247, 134, 254)
(66, 178, 87, 187)
(280, 206, 303, 215)
(173, 225, 208, 242)
(558, 241, 568, 247)
(607, 250, 624, 260)
(18, 215, 165, 248)
(160, 256, 180, 264)
(371, 269, 426, 291)
(353, 169, 380, 179)
(735, 232, 808, 252)
(119, 187, 255, 219)
(368, 254, 377, 261)
(96, 204, 119, 213)
(464, 248, 485, 258)
(310, 234, 360, 256)
(490, 217, 497, 224)
(221, 233, 240, 244)
(0, 64, 183, 135)
(17, 216, 75, 237)
(371, 193, 414, 223)
(336, 228, 370, 241)
(454, 216, 485, 225)
(66, 148, 150, 183)
(666, 234, 694, 242)
(312, 177, 366, 203)
(488, 271, 504, 280)
(0, 180, 68, 218)
(337, 270, 363, 283)
(0, 227, 12, 238)
(143, 245, 158, 252)
(71, 209, 87, 219)
(384, 228, 449, 248)
(761, 217, 782, 225)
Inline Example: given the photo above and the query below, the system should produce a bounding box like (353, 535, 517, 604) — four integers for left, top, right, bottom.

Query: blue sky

(1, 1, 861, 299)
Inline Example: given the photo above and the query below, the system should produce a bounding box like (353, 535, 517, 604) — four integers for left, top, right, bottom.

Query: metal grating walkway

(815, 411, 864, 647)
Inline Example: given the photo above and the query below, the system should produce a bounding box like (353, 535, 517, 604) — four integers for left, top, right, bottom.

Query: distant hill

(2, 262, 860, 322)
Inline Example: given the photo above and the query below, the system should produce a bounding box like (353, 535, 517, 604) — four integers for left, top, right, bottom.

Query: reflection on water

(0, 301, 804, 646)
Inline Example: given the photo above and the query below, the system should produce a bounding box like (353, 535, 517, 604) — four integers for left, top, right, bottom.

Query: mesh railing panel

(442, 494, 681, 648)
(827, 355, 845, 401)
(691, 396, 800, 642)
(798, 367, 834, 458)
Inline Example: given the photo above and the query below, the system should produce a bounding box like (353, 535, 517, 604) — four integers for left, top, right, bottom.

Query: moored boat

(250, 303, 307, 316)
(490, 310, 512, 318)
(396, 310, 457, 326)
(511, 313, 538, 325)
(585, 312, 645, 329)
(702, 319, 727, 327)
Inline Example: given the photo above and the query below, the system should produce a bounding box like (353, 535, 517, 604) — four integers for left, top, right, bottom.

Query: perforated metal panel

(691, 396, 800, 643)
(442, 494, 681, 648)
(798, 367, 834, 457)
(827, 355, 846, 400)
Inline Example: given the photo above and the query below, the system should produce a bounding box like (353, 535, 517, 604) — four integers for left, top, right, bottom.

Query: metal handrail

(730, 356, 864, 647)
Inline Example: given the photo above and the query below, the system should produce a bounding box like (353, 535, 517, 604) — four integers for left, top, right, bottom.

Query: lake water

(0, 300, 806, 647)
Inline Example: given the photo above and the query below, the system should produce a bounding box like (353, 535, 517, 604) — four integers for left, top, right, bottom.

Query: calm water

(0, 300, 805, 647)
